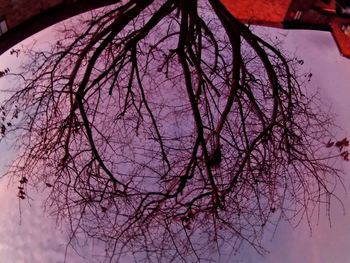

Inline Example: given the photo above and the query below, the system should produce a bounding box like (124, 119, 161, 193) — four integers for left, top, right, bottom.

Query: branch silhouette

(0, 0, 345, 262)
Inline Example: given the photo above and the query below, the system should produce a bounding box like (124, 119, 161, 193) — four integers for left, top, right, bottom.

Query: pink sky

(0, 24, 350, 263)
(234, 28, 350, 263)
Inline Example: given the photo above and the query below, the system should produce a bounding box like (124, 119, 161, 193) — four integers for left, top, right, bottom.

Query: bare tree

(0, 0, 347, 262)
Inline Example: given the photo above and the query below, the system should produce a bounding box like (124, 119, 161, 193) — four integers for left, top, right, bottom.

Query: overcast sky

(0, 25, 350, 263)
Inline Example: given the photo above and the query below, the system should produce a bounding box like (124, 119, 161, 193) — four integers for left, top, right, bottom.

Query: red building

(221, 0, 350, 58)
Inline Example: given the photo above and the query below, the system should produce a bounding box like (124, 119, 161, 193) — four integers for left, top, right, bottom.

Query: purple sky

(0, 25, 350, 263)
(234, 28, 350, 263)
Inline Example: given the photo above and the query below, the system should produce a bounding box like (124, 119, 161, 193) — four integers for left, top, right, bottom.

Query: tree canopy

(0, 0, 346, 262)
